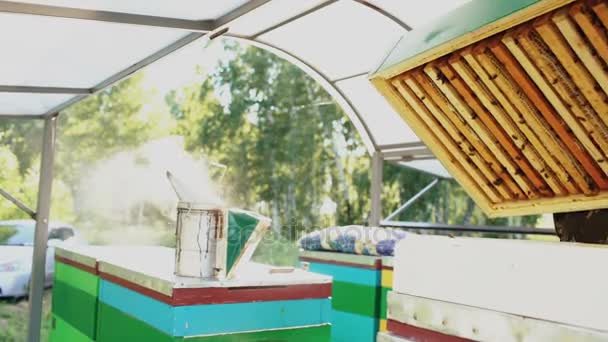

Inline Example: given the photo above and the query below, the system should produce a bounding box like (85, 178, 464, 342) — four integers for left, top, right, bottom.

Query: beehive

(372, 0, 608, 217)
(52, 246, 333, 342)
(299, 250, 391, 342)
(378, 234, 608, 341)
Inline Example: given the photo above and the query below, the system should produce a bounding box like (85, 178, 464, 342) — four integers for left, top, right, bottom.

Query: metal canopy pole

(384, 178, 440, 221)
(369, 151, 383, 226)
(0, 188, 36, 218)
(26, 114, 57, 342)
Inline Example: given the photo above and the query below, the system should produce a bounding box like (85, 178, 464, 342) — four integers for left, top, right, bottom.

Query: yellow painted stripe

(379, 319, 387, 332)
(381, 269, 393, 289)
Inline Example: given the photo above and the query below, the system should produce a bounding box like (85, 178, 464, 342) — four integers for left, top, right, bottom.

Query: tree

(168, 41, 369, 232)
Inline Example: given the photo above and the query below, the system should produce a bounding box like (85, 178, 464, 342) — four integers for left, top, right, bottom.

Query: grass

(0, 290, 52, 342)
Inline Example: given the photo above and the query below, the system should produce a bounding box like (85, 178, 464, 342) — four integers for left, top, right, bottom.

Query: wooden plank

(332, 280, 380, 318)
(508, 29, 608, 177)
(99, 301, 331, 342)
(381, 269, 393, 289)
(377, 331, 415, 342)
(387, 319, 473, 342)
(304, 260, 381, 287)
(464, 52, 563, 196)
(99, 279, 332, 337)
(332, 310, 379, 342)
(430, 62, 528, 199)
(535, 16, 608, 129)
(491, 191, 608, 216)
(570, 3, 608, 65)
(475, 46, 589, 194)
(372, 0, 576, 79)
(299, 250, 382, 268)
(55, 245, 107, 270)
(407, 72, 513, 200)
(422, 63, 520, 198)
(390, 78, 502, 203)
(100, 271, 331, 306)
(475, 47, 581, 195)
(591, 0, 608, 67)
(392, 234, 608, 331)
(52, 280, 98, 340)
(387, 292, 608, 342)
(187, 325, 332, 342)
(172, 283, 332, 306)
(300, 257, 381, 270)
(370, 77, 494, 213)
(488, 40, 608, 191)
(553, 9, 608, 96)
(55, 255, 98, 276)
(50, 315, 94, 342)
(451, 54, 546, 198)
(55, 261, 98, 297)
(96, 301, 174, 342)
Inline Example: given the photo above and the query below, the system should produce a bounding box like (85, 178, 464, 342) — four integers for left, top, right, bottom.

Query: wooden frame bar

(371, 0, 608, 216)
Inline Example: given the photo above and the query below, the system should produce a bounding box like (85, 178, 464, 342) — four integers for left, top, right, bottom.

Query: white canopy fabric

(0, 0, 470, 176)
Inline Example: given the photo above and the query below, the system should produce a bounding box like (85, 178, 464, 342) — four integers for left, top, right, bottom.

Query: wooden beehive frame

(372, 0, 608, 217)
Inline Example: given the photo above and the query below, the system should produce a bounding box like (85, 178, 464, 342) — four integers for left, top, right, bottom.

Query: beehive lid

(95, 246, 331, 297)
(371, 0, 608, 217)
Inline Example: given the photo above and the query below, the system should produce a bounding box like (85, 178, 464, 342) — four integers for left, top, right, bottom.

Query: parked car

(0, 220, 85, 298)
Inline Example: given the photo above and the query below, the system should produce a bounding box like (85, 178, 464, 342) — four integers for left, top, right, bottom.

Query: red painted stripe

(56, 255, 98, 275)
(299, 256, 382, 270)
(100, 271, 332, 306)
(172, 283, 332, 305)
(387, 320, 474, 342)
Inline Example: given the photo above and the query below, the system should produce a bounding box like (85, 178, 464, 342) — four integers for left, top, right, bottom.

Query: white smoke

(76, 136, 224, 245)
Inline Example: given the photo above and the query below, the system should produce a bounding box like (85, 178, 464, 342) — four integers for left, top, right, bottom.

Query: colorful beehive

(371, 0, 608, 217)
(299, 250, 390, 342)
(379, 234, 608, 341)
(52, 245, 332, 341)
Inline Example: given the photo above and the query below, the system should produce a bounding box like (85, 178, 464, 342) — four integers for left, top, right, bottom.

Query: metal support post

(0, 188, 36, 218)
(384, 178, 440, 221)
(27, 114, 57, 342)
(369, 151, 383, 226)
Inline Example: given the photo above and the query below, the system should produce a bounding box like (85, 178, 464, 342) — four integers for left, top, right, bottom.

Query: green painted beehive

(52, 245, 333, 341)
(299, 250, 386, 342)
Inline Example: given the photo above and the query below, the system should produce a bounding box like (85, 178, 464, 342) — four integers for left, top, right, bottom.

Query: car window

(48, 227, 75, 241)
(0, 224, 34, 245)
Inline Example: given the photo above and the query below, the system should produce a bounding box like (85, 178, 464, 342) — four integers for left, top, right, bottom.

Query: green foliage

(0, 225, 17, 244)
(168, 41, 369, 230)
(56, 74, 168, 186)
(382, 163, 539, 227)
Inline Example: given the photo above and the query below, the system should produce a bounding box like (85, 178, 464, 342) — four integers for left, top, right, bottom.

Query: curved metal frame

(237, 37, 378, 153)
(0, 2, 443, 340)
(0, 0, 416, 156)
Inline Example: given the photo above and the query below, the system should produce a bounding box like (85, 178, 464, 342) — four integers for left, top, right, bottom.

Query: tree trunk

(462, 198, 475, 225)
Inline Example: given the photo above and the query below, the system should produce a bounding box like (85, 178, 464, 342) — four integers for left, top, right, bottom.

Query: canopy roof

(0, 0, 471, 176)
